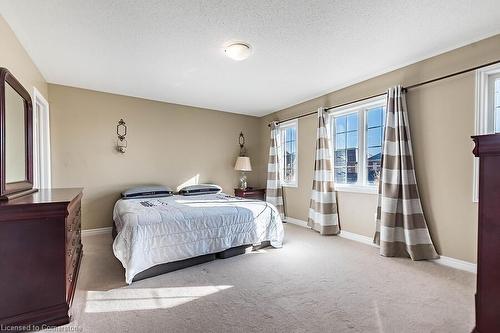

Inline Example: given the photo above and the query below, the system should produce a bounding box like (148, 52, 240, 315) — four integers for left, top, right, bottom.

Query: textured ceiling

(1, 0, 500, 116)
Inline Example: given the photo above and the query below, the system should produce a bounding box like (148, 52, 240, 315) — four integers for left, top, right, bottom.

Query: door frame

(32, 87, 51, 189)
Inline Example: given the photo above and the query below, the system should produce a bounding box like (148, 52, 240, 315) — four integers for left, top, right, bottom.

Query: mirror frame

(0, 68, 34, 199)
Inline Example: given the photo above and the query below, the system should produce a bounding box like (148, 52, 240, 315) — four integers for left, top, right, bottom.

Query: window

(474, 65, 500, 201)
(279, 119, 298, 187)
(330, 96, 386, 193)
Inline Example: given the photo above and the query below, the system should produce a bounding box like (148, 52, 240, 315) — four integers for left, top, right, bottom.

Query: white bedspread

(112, 193, 284, 284)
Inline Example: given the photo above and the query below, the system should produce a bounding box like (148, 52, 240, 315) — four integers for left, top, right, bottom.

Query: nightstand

(234, 188, 266, 200)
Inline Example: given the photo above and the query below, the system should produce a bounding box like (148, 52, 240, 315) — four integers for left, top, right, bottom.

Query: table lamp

(234, 156, 252, 190)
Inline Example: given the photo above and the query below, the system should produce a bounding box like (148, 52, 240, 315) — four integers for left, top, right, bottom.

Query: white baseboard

(431, 256, 477, 274)
(339, 230, 378, 247)
(81, 227, 112, 237)
(284, 217, 309, 228)
(283, 217, 476, 273)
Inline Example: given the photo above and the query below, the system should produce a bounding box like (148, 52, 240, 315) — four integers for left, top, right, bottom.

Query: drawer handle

(67, 225, 72, 232)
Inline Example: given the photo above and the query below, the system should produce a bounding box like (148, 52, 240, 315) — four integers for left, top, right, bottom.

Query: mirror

(0, 68, 34, 200)
(5, 83, 26, 183)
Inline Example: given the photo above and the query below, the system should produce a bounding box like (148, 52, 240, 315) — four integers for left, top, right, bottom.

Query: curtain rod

(268, 58, 500, 127)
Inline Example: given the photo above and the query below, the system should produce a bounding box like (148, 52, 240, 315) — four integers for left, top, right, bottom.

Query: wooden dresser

(0, 188, 83, 330)
(472, 134, 500, 333)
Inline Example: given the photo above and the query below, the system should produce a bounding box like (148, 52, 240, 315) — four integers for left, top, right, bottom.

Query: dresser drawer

(66, 196, 81, 223)
(66, 231, 81, 268)
(66, 211, 81, 242)
(66, 244, 82, 299)
(234, 188, 266, 200)
(66, 202, 81, 231)
(66, 243, 81, 273)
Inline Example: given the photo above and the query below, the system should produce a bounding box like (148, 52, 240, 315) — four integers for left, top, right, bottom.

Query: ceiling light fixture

(224, 42, 252, 61)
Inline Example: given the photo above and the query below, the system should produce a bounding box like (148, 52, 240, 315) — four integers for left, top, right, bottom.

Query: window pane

(367, 160, 382, 185)
(335, 116, 347, 133)
(346, 131, 358, 148)
(335, 167, 347, 184)
(346, 148, 358, 164)
(346, 166, 358, 184)
(334, 150, 346, 166)
(367, 127, 382, 147)
(336, 133, 346, 149)
(367, 147, 382, 160)
(285, 141, 292, 154)
(367, 146, 382, 185)
(346, 148, 358, 184)
(285, 151, 295, 166)
(367, 107, 383, 128)
(347, 114, 358, 132)
(285, 127, 296, 142)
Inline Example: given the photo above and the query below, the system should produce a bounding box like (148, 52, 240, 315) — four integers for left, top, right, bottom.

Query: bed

(112, 192, 284, 284)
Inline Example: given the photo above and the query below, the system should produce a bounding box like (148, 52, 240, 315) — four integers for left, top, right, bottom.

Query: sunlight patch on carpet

(85, 285, 233, 313)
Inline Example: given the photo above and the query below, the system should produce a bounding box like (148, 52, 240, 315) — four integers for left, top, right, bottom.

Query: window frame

(329, 95, 387, 194)
(279, 119, 298, 188)
(474, 64, 500, 202)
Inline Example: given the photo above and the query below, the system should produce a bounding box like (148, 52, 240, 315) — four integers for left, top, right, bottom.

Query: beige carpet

(49, 224, 475, 333)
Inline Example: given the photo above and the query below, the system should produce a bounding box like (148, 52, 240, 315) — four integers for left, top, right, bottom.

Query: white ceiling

(1, 1, 500, 116)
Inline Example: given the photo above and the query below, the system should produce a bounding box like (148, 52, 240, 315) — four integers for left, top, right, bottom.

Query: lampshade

(234, 156, 252, 171)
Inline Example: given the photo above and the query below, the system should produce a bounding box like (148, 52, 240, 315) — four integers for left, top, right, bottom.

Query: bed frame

(112, 224, 270, 282)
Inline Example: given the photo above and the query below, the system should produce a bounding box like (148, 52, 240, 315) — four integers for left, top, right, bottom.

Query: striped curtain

(266, 122, 285, 218)
(374, 86, 438, 260)
(307, 108, 340, 235)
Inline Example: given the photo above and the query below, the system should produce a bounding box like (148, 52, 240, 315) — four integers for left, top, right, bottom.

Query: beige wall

(259, 34, 500, 263)
(0, 15, 48, 100)
(3, 11, 497, 262)
(48, 84, 262, 230)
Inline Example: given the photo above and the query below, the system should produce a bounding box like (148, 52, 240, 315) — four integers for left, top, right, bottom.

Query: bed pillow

(121, 185, 173, 199)
(178, 184, 222, 196)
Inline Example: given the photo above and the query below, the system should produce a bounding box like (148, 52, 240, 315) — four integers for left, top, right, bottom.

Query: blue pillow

(178, 184, 222, 196)
(121, 185, 173, 199)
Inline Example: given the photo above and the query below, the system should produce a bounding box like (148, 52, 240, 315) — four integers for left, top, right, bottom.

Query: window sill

(334, 185, 378, 195)
(282, 183, 298, 188)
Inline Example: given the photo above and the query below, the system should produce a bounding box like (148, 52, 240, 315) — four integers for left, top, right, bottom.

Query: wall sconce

(238, 132, 246, 156)
(116, 119, 127, 153)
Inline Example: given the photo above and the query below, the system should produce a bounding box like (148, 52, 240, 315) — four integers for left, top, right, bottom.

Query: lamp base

(239, 172, 248, 190)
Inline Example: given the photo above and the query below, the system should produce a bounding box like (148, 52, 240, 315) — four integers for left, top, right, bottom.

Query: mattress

(112, 193, 284, 284)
